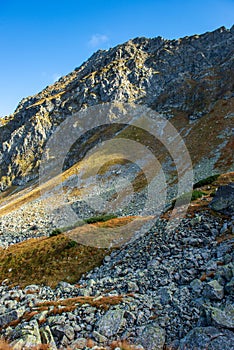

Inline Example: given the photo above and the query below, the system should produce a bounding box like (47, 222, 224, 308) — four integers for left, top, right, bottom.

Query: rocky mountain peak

(0, 26, 233, 189)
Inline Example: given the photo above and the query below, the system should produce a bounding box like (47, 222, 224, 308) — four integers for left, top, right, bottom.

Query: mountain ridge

(0, 25, 233, 350)
(0, 25, 233, 190)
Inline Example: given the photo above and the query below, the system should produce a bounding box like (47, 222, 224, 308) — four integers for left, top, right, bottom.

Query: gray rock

(69, 338, 87, 349)
(96, 309, 125, 337)
(179, 326, 234, 350)
(225, 277, 234, 294)
(0, 308, 25, 328)
(40, 325, 57, 349)
(158, 287, 172, 305)
(190, 279, 203, 294)
(210, 305, 234, 329)
(12, 320, 42, 349)
(217, 263, 233, 282)
(127, 281, 139, 292)
(93, 330, 108, 343)
(203, 280, 224, 300)
(209, 183, 234, 216)
(135, 323, 165, 350)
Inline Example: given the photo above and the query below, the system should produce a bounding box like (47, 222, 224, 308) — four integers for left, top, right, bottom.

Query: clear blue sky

(0, 0, 233, 116)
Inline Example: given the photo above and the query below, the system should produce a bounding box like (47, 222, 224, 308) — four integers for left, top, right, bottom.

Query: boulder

(202, 280, 224, 300)
(209, 183, 234, 216)
(40, 325, 57, 349)
(96, 309, 125, 337)
(210, 304, 234, 329)
(10, 320, 42, 349)
(179, 326, 234, 349)
(135, 323, 165, 350)
(0, 307, 25, 328)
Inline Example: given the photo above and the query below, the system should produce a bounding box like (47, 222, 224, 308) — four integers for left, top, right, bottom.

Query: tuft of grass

(65, 240, 78, 249)
(36, 294, 125, 313)
(49, 228, 63, 237)
(171, 189, 206, 208)
(191, 190, 206, 201)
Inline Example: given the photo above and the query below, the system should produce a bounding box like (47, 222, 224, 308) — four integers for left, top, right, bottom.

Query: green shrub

(49, 228, 63, 237)
(65, 240, 78, 249)
(193, 174, 220, 189)
(84, 214, 117, 224)
(191, 190, 205, 201)
(172, 189, 206, 208)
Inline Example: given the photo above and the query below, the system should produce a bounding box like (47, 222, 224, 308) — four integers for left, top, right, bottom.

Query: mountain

(0, 25, 233, 190)
(0, 26, 233, 350)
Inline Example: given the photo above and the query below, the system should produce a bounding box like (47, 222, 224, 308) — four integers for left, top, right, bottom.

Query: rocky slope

(0, 177, 233, 349)
(0, 25, 233, 350)
(0, 25, 233, 189)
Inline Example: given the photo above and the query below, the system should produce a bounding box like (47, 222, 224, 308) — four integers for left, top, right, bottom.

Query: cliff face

(0, 26, 233, 189)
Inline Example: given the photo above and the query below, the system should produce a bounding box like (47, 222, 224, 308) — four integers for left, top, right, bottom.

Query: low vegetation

(191, 189, 206, 201)
(0, 234, 110, 288)
(193, 174, 220, 189)
(49, 214, 118, 237)
(0, 216, 138, 288)
(84, 214, 117, 224)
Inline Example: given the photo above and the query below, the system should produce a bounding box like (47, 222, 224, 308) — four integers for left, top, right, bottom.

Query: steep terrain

(0, 25, 233, 189)
(0, 26, 233, 350)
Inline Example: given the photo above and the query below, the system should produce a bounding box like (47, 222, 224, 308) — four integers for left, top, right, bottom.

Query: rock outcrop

(209, 183, 234, 216)
(0, 25, 233, 350)
(0, 25, 233, 189)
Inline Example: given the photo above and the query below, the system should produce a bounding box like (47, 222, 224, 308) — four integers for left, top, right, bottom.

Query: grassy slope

(1, 173, 233, 288)
(0, 217, 137, 288)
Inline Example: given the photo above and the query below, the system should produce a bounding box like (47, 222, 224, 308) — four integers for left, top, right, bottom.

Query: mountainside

(0, 25, 233, 189)
(0, 26, 233, 350)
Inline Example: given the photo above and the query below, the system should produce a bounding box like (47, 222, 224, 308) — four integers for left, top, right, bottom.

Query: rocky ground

(0, 182, 233, 349)
(0, 25, 233, 350)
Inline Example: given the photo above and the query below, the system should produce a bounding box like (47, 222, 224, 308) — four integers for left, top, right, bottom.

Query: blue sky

(0, 0, 233, 116)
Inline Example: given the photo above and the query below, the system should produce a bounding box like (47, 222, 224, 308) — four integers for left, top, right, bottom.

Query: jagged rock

(96, 309, 125, 337)
(69, 338, 88, 349)
(135, 323, 165, 350)
(225, 277, 234, 294)
(216, 262, 234, 282)
(11, 320, 42, 349)
(209, 305, 234, 329)
(179, 326, 234, 349)
(40, 325, 57, 350)
(190, 278, 203, 294)
(127, 281, 139, 292)
(1, 195, 234, 349)
(0, 307, 25, 328)
(92, 330, 108, 343)
(51, 324, 75, 344)
(209, 183, 234, 216)
(202, 280, 224, 300)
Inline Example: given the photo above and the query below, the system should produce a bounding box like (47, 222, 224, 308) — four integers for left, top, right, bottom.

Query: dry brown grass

(0, 233, 110, 288)
(36, 294, 124, 312)
(0, 294, 127, 332)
